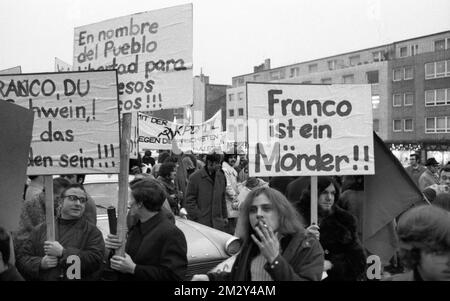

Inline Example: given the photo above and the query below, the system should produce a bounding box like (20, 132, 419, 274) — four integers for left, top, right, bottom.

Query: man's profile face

(440, 171, 450, 187)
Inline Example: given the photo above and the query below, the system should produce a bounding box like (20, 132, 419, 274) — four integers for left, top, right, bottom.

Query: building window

(372, 51, 384, 62)
(393, 94, 402, 107)
(228, 124, 235, 133)
(254, 74, 261, 81)
(393, 68, 403, 81)
(404, 119, 414, 131)
(228, 94, 234, 102)
(270, 71, 280, 80)
(425, 116, 450, 133)
(238, 92, 244, 101)
(327, 60, 336, 70)
(229, 109, 234, 117)
(366, 71, 379, 84)
(302, 80, 312, 84)
(434, 39, 446, 51)
(372, 95, 380, 109)
(290, 67, 299, 78)
(426, 89, 450, 106)
(321, 78, 332, 84)
(238, 124, 244, 131)
(399, 46, 408, 57)
(404, 93, 414, 106)
(349, 55, 360, 66)
(404, 67, 414, 80)
(425, 60, 450, 79)
(373, 119, 380, 132)
(308, 64, 318, 73)
(393, 67, 414, 81)
(238, 78, 245, 85)
(343, 74, 354, 84)
(393, 120, 402, 132)
(238, 108, 244, 116)
(411, 44, 419, 56)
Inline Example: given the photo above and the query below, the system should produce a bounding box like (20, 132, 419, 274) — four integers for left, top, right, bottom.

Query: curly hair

(397, 205, 450, 269)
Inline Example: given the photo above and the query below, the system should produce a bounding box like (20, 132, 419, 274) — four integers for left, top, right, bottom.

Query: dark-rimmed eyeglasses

(63, 195, 87, 204)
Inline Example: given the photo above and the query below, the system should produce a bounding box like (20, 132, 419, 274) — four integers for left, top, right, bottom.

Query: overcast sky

(1, 0, 449, 84)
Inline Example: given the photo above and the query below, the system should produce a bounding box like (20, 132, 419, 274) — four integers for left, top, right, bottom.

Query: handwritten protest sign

(73, 3, 193, 113)
(0, 101, 34, 232)
(0, 70, 120, 175)
(55, 57, 72, 72)
(0, 66, 21, 74)
(138, 110, 225, 153)
(247, 83, 374, 177)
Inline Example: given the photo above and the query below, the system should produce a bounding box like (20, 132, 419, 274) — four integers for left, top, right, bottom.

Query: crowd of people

(1, 149, 449, 281)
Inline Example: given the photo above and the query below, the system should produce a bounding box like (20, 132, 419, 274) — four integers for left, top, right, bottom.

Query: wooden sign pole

(310, 176, 318, 226)
(116, 113, 131, 257)
(44, 175, 55, 241)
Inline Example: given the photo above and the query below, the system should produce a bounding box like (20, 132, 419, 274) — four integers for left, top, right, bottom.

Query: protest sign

(0, 101, 34, 232)
(0, 70, 120, 175)
(55, 57, 72, 72)
(73, 3, 193, 113)
(247, 83, 374, 177)
(0, 66, 21, 74)
(138, 112, 172, 150)
(138, 110, 225, 153)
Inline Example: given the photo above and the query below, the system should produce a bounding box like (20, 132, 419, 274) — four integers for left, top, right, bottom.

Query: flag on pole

(363, 132, 424, 265)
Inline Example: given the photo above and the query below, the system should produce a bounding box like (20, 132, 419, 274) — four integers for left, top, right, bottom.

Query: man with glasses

(61, 174, 97, 225)
(16, 184, 105, 281)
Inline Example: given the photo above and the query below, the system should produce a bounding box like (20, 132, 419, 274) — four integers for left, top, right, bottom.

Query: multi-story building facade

(227, 30, 450, 165)
(388, 31, 450, 165)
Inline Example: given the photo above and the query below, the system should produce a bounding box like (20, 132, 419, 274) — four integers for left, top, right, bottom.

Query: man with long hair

(192, 186, 324, 281)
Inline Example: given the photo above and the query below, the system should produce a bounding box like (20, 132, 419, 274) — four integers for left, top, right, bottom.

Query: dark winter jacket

(157, 176, 181, 215)
(185, 167, 228, 231)
(318, 206, 367, 281)
(118, 211, 187, 281)
(208, 230, 324, 281)
(16, 217, 105, 281)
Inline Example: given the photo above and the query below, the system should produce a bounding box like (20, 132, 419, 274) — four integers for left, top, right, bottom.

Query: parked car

(83, 174, 241, 280)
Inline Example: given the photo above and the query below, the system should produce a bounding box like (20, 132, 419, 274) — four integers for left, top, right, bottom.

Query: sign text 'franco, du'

(0, 70, 120, 175)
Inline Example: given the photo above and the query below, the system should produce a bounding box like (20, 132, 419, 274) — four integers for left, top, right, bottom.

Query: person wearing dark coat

(0, 227, 24, 281)
(192, 186, 324, 281)
(297, 177, 367, 281)
(105, 178, 187, 281)
(16, 184, 105, 281)
(157, 162, 182, 215)
(185, 153, 228, 232)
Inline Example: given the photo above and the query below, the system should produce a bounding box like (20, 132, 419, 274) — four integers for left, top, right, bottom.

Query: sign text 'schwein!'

(247, 83, 374, 177)
(0, 70, 120, 175)
(73, 4, 193, 113)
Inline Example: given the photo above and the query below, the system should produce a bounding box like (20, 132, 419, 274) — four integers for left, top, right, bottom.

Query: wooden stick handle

(44, 175, 55, 241)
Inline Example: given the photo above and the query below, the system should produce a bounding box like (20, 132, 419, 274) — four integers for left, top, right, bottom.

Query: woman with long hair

(296, 176, 366, 281)
(192, 186, 324, 281)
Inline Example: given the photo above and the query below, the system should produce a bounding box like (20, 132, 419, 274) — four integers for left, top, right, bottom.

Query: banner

(247, 83, 374, 177)
(0, 66, 21, 75)
(55, 57, 72, 72)
(73, 3, 193, 113)
(0, 70, 120, 175)
(0, 101, 34, 232)
(138, 110, 224, 153)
